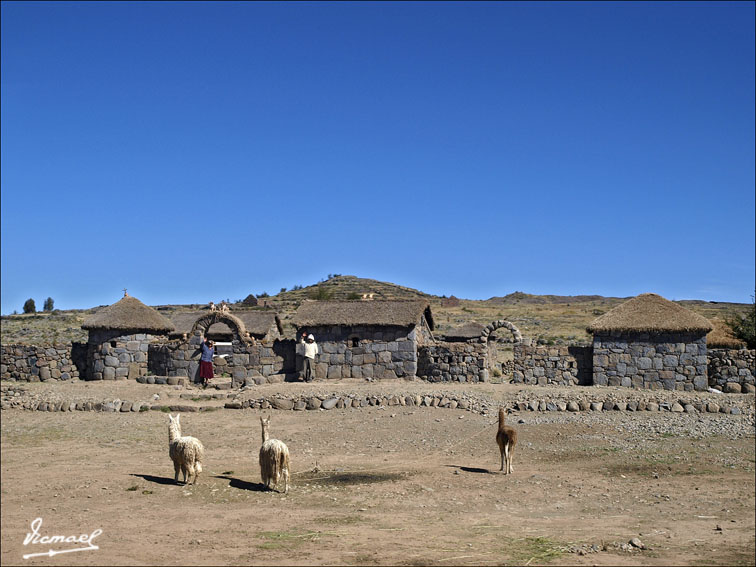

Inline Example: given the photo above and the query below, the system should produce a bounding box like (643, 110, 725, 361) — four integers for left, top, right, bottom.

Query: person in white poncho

(299, 332, 319, 382)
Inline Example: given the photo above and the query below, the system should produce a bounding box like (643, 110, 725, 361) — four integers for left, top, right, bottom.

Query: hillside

(0, 275, 751, 346)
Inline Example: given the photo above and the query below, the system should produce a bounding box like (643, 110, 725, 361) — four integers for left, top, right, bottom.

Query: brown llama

(496, 407, 518, 474)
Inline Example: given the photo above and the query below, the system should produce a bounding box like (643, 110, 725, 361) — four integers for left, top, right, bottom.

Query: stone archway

(189, 312, 253, 345)
(480, 320, 524, 379)
(479, 320, 523, 343)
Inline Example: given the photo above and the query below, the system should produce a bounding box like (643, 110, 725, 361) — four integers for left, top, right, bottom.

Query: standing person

(300, 332, 319, 382)
(199, 337, 215, 388)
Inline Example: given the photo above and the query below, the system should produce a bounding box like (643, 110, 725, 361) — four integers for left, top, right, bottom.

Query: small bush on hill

(23, 299, 36, 314)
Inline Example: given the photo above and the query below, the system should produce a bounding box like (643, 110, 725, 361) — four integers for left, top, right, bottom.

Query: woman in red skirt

(199, 337, 215, 388)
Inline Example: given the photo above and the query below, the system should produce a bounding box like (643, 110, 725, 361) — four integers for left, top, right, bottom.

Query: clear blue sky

(2, 1, 754, 313)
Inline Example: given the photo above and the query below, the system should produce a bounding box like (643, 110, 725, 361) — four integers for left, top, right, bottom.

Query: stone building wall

(150, 334, 295, 386)
(592, 331, 708, 391)
(417, 342, 489, 382)
(708, 349, 755, 392)
(300, 325, 420, 380)
(512, 344, 592, 386)
(1, 343, 86, 381)
(87, 330, 164, 380)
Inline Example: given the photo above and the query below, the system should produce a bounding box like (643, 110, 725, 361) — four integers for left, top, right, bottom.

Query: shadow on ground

(215, 474, 268, 492)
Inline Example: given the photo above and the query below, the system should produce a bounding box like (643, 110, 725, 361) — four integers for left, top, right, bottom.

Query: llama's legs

(193, 465, 200, 484)
(508, 444, 514, 474)
(503, 445, 510, 475)
(181, 465, 188, 484)
(282, 467, 289, 494)
(173, 461, 180, 483)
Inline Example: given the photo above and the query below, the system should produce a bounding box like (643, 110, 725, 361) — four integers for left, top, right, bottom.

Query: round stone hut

(587, 293, 713, 391)
(81, 293, 175, 380)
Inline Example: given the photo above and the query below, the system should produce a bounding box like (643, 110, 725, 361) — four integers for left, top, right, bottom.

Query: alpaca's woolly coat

(169, 414, 204, 484)
(259, 439, 290, 493)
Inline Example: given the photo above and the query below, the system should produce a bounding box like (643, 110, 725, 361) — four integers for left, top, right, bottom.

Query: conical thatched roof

(82, 295, 175, 333)
(443, 322, 485, 340)
(293, 300, 434, 330)
(169, 310, 282, 338)
(707, 317, 746, 349)
(586, 293, 713, 334)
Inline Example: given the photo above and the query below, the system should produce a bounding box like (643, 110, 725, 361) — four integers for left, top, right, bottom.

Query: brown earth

(1, 379, 755, 566)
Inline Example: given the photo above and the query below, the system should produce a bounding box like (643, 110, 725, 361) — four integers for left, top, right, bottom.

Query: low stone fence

(3, 381, 752, 418)
(512, 345, 592, 386)
(0, 343, 86, 382)
(708, 349, 755, 392)
(417, 342, 489, 382)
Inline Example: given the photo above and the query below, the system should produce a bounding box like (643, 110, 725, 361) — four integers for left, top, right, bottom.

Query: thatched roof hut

(82, 295, 174, 333)
(587, 293, 713, 334)
(442, 322, 485, 340)
(169, 310, 282, 339)
(293, 300, 434, 330)
(706, 318, 746, 349)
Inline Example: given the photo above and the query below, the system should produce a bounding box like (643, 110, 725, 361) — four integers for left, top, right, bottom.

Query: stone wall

(1, 343, 85, 381)
(301, 325, 420, 380)
(592, 331, 708, 391)
(87, 330, 162, 380)
(417, 342, 489, 382)
(512, 344, 592, 386)
(150, 334, 295, 386)
(708, 349, 755, 392)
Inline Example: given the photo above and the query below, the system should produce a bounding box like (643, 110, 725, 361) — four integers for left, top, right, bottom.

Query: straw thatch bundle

(586, 293, 713, 334)
(706, 318, 746, 349)
(82, 296, 174, 333)
(292, 300, 434, 330)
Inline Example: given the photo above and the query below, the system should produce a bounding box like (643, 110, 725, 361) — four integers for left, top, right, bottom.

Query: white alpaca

(259, 416, 290, 493)
(168, 414, 204, 485)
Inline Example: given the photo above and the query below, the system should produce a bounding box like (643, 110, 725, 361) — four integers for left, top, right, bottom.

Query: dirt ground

(1, 382, 754, 566)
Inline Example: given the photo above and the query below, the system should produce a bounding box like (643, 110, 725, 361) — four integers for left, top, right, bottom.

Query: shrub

(258, 291, 269, 298)
(43, 297, 54, 311)
(280, 287, 287, 294)
(346, 292, 360, 300)
(726, 293, 756, 349)
(308, 287, 333, 301)
(23, 298, 36, 314)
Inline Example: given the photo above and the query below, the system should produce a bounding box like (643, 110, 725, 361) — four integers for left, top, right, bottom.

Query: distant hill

(267, 275, 431, 305)
(486, 292, 627, 305)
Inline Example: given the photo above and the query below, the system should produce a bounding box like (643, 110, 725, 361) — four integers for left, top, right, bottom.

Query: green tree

(23, 298, 36, 314)
(725, 293, 755, 349)
(43, 297, 54, 311)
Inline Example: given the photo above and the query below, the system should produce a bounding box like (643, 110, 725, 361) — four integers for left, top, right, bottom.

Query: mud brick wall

(512, 344, 592, 386)
(1, 343, 85, 381)
(417, 342, 489, 382)
(592, 331, 708, 391)
(708, 349, 755, 392)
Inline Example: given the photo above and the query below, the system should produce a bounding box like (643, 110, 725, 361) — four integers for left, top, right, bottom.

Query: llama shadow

(214, 475, 267, 492)
(445, 465, 495, 475)
(130, 473, 180, 485)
